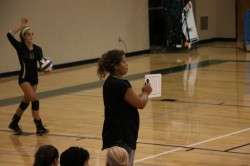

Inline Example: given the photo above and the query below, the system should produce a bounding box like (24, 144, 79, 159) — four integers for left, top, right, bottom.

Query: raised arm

(7, 18, 29, 48)
(9, 18, 29, 35)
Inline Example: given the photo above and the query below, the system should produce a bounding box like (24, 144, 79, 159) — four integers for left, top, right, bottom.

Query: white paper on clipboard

(145, 74, 162, 98)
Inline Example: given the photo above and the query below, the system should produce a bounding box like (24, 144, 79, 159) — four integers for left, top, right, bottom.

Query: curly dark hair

(97, 49, 125, 80)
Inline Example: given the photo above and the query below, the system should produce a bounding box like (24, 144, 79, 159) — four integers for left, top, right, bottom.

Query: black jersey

(7, 32, 43, 85)
(102, 75, 139, 150)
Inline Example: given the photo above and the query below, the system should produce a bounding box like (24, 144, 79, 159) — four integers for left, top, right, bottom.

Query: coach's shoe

(34, 119, 49, 136)
(9, 114, 22, 135)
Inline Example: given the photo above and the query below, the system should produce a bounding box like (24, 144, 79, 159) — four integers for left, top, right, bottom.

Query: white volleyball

(39, 57, 53, 72)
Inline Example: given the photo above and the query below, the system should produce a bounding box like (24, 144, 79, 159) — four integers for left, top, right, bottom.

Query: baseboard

(54, 58, 99, 70)
(0, 71, 19, 78)
(199, 38, 237, 44)
(126, 49, 151, 56)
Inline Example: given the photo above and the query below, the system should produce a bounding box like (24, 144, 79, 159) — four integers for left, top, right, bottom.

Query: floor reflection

(9, 134, 32, 165)
(183, 53, 199, 97)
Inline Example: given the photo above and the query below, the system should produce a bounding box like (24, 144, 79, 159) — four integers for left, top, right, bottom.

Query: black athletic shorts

(18, 77, 38, 86)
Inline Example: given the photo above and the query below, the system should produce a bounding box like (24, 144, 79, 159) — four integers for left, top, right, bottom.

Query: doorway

(148, 0, 164, 49)
(237, 0, 250, 43)
(148, 0, 192, 50)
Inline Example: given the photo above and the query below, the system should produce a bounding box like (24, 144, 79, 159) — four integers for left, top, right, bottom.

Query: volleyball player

(7, 18, 49, 135)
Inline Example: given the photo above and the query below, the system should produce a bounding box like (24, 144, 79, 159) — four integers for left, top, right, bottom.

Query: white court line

(135, 127, 250, 163)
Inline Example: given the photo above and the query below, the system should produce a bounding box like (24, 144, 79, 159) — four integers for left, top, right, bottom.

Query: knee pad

(32, 100, 39, 111)
(19, 102, 30, 110)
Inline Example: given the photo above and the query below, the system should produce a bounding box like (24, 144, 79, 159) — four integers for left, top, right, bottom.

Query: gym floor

(0, 42, 250, 166)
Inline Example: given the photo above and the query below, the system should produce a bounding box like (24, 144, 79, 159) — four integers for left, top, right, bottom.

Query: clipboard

(145, 74, 162, 98)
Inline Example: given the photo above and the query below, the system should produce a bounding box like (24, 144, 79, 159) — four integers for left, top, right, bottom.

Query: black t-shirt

(102, 75, 139, 150)
(7, 32, 43, 81)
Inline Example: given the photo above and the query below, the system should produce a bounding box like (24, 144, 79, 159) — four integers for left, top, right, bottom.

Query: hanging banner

(182, 1, 199, 47)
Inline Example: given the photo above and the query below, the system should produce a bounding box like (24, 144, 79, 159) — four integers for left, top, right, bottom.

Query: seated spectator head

(106, 146, 130, 166)
(33, 144, 59, 166)
(60, 146, 90, 166)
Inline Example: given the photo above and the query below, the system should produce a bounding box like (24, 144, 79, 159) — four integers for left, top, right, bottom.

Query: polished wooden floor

(0, 42, 250, 166)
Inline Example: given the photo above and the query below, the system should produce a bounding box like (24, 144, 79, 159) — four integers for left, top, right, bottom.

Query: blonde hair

(106, 146, 130, 166)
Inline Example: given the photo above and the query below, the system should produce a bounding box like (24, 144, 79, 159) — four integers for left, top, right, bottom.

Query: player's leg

(30, 84, 49, 135)
(9, 95, 30, 135)
(19, 82, 49, 135)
